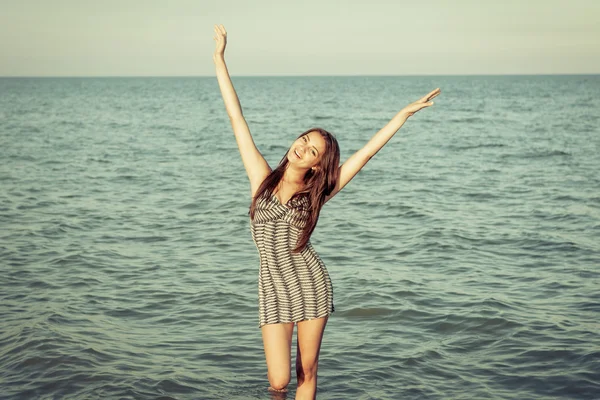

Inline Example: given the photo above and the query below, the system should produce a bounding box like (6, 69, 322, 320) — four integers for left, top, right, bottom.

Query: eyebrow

(305, 135, 320, 155)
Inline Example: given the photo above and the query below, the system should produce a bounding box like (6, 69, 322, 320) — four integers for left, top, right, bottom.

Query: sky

(0, 0, 599, 76)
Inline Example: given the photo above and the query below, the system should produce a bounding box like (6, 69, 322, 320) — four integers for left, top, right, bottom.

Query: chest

(251, 193, 310, 228)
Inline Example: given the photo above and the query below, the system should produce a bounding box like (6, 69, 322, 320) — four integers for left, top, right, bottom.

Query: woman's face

(287, 131, 327, 169)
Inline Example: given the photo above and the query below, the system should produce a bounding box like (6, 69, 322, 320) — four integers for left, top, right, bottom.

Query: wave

(501, 150, 571, 159)
(449, 143, 506, 151)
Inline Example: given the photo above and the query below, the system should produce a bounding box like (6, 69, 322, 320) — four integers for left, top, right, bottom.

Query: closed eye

(302, 135, 318, 157)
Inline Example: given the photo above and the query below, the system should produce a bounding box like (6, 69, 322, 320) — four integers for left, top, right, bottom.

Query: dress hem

(258, 310, 334, 328)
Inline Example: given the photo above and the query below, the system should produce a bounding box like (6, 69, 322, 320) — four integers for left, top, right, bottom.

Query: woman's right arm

(213, 24, 270, 195)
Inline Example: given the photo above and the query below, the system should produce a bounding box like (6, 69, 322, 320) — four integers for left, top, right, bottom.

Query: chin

(287, 152, 301, 165)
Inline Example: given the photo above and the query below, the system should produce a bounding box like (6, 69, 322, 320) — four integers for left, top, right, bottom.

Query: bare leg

(295, 316, 328, 400)
(262, 322, 295, 392)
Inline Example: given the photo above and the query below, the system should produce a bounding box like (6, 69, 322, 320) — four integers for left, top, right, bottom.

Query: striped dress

(251, 192, 334, 327)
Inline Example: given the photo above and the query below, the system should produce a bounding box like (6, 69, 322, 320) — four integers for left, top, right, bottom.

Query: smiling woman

(250, 127, 339, 254)
(294, 131, 325, 159)
(213, 23, 440, 399)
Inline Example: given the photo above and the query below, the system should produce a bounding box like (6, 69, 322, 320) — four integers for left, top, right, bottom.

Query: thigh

(296, 316, 328, 368)
(261, 322, 295, 375)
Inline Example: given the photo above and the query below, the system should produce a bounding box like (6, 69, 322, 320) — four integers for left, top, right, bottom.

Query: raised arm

(325, 88, 441, 202)
(213, 25, 270, 195)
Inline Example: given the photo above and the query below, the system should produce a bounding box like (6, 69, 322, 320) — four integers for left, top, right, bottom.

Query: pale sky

(1, 0, 599, 76)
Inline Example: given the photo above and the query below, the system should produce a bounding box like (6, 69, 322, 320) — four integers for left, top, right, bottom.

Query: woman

(213, 24, 440, 399)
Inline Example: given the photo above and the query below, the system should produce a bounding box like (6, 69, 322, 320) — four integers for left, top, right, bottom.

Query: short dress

(251, 192, 334, 327)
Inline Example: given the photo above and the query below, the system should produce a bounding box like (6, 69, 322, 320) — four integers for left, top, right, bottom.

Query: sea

(1, 75, 599, 400)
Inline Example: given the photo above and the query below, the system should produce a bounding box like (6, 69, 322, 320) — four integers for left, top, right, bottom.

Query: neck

(282, 164, 307, 186)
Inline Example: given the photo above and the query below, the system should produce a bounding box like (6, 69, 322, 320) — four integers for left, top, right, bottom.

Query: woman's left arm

(325, 88, 441, 202)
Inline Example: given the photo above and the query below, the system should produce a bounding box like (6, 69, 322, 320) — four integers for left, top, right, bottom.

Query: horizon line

(1, 73, 599, 79)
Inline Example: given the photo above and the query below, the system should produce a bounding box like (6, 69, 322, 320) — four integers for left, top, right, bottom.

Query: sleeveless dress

(251, 192, 334, 327)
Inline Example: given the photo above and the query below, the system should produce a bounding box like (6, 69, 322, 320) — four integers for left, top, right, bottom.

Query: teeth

(295, 150, 300, 158)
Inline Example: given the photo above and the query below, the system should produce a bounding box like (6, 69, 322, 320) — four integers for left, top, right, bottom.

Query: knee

(296, 360, 318, 382)
(268, 371, 290, 391)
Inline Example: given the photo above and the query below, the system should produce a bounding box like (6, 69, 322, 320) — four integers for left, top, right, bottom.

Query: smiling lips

(294, 149, 302, 159)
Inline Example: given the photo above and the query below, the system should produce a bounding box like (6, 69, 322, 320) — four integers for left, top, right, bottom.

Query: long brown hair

(250, 128, 340, 253)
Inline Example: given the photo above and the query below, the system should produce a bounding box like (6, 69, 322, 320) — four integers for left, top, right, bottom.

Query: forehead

(304, 131, 327, 154)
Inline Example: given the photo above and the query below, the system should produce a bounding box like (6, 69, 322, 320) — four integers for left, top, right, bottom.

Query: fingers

(418, 88, 441, 103)
(214, 24, 227, 36)
(426, 88, 441, 102)
(428, 88, 441, 101)
(214, 25, 227, 40)
(213, 24, 227, 46)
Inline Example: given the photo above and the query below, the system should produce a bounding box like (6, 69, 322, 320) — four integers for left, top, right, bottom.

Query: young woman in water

(213, 24, 440, 399)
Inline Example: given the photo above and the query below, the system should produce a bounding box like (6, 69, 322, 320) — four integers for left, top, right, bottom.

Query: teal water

(1, 76, 599, 399)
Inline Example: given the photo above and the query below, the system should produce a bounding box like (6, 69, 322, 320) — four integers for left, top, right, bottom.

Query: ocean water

(1, 75, 599, 400)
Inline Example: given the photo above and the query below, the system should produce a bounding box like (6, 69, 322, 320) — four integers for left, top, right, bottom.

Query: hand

(213, 24, 227, 61)
(400, 88, 441, 118)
